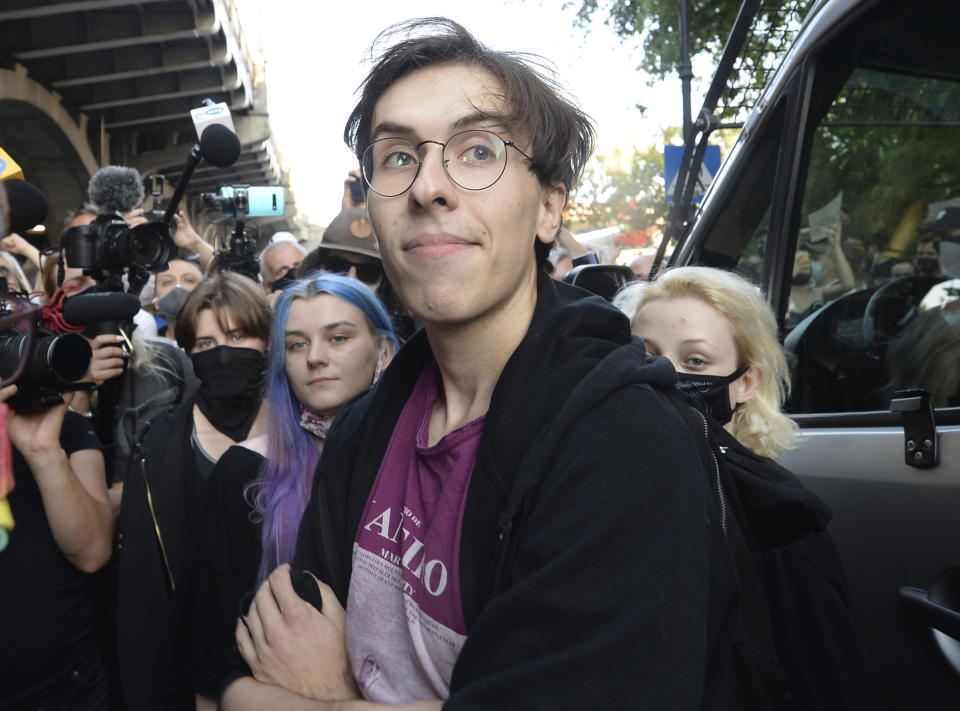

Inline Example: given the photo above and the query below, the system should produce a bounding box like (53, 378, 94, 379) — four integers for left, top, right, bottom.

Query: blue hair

(246, 272, 397, 585)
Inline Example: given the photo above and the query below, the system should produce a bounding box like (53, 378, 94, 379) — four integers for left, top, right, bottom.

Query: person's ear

(735, 365, 762, 405)
(535, 182, 566, 245)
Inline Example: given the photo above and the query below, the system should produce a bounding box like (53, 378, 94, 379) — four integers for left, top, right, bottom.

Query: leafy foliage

(568, 134, 673, 234)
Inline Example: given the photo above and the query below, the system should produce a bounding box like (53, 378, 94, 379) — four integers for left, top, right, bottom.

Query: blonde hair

(614, 266, 798, 459)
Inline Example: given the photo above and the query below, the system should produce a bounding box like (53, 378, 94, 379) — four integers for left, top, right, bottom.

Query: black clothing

(191, 445, 264, 697)
(0, 412, 104, 708)
(712, 425, 876, 711)
(230, 275, 742, 708)
(115, 396, 205, 711)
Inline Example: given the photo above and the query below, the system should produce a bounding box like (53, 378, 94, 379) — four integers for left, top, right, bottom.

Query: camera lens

(127, 222, 176, 271)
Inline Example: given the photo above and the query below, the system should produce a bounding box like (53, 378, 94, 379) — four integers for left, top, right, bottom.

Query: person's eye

(231, 331, 247, 341)
(330, 334, 349, 345)
(457, 133, 502, 165)
(285, 340, 306, 352)
(685, 356, 707, 369)
(196, 338, 213, 350)
(383, 148, 417, 170)
(183, 275, 199, 285)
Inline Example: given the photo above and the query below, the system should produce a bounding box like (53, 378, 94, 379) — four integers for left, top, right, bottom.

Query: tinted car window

(784, 11, 960, 414)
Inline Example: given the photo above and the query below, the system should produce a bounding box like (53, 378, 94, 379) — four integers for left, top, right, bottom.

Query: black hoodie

(279, 275, 741, 709)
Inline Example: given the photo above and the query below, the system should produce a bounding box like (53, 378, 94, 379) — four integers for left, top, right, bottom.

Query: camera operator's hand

(86, 334, 127, 386)
(124, 207, 149, 228)
(7, 391, 71, 458)
(7, 391, 113, 573)
(173, 210, 214, 270)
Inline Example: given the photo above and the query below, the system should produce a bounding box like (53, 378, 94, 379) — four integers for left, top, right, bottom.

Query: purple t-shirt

(346, 360, 485, 702)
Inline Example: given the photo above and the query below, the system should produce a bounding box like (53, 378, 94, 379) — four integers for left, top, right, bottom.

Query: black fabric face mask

(190, 345, 266, 441)
(269, 271, 298, 293)
(675, 367, 749, 425)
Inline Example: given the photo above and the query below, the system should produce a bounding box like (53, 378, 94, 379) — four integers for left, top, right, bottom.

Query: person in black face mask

(617, 265, 874, 711)
(116, 271, 272, 711)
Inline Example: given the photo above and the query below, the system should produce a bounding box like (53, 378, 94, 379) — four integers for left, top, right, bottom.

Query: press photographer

(0, 179, 115, 711)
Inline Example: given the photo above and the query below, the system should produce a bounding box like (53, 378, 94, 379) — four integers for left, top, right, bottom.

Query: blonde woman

(615, 265, 796, 459)
(616, 266, 874, 711)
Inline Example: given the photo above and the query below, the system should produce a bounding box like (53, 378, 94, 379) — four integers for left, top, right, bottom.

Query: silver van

(670, 0, 960, 706)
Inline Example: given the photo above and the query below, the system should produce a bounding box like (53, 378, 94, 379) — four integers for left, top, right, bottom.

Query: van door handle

(898, 586, 960, 641)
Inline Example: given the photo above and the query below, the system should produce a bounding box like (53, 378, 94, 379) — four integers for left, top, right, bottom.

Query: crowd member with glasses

(223, 17, 739, 711)
(299, 208, 385, 290)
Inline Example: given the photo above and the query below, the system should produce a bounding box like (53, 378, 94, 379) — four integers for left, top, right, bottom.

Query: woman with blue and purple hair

(191, 272, 396, 702)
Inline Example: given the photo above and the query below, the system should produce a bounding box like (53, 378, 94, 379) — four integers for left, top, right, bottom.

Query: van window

(781, 7, 960, 414)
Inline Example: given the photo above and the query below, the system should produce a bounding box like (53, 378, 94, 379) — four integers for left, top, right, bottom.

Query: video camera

(201, 185, 286, 282)
(0, 283, 92, 412)
(60, 124, 242, 296)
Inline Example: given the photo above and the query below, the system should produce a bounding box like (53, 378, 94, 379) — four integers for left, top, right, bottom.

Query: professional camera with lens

(60, 214, 176, 292)
(0, 286, 93, 412)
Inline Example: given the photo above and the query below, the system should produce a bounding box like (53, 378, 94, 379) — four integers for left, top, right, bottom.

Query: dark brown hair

(344, 17, 595, 269)
(175, 271, 271, 352)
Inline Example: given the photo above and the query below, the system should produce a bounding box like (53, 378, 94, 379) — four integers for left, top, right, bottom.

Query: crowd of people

(1, 15, 926, 711)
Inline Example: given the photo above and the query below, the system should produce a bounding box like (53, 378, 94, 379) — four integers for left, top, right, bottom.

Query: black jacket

(289, 275, 741, 709)
(116, 396, 203, 711)
(712, 426, 876, 711)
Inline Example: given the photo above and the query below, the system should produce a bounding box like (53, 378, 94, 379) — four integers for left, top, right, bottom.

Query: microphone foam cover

(200, 124, 242, 168)
(88, 166, 145, 215)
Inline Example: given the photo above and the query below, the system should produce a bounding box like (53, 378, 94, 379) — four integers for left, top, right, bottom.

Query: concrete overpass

(0, 0, 296, 249)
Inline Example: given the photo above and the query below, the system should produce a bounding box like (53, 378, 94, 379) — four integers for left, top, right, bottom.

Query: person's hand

(172, 210, 202, 250)
(0, 233, 42, 268)
(236, 563, 359, 701)
(0, 384, 17, 404)
(826, 223, 844, 252)
(85, 334, 126, 386)
(7, 391, 71, 459)
(124, 207, 149, 228)
(342, 170, 364, 210)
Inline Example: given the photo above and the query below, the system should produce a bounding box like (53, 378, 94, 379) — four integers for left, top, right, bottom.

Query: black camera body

(61, 214, 176, 292)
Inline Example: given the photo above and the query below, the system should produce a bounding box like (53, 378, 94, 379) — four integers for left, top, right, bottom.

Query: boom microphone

(200, 124, 242, 168)
(62, 292, 141, 326)
(88, 166, 144, 215)
(5, 179, 49, 234)
(162, 124, 241, 225)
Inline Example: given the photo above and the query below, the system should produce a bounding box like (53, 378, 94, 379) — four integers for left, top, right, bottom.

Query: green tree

(568, 0, 812, 118)
(570, 139, 670, 234)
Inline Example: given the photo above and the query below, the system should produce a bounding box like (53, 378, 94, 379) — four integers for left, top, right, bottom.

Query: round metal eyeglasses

(360, 130, 533, 198)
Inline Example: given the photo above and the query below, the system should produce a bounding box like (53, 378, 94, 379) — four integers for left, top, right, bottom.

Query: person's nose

(408, 142, 458, 209)
(306, 340, 328, 367)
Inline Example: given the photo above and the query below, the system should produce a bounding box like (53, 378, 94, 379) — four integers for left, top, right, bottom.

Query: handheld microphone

(5, 179, 49, 234)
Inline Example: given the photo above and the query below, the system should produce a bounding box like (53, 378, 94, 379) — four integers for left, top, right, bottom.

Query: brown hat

(318, 208, 380, 260)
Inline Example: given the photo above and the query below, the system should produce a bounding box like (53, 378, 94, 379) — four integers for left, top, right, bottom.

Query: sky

(232, 0, 705, 227)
